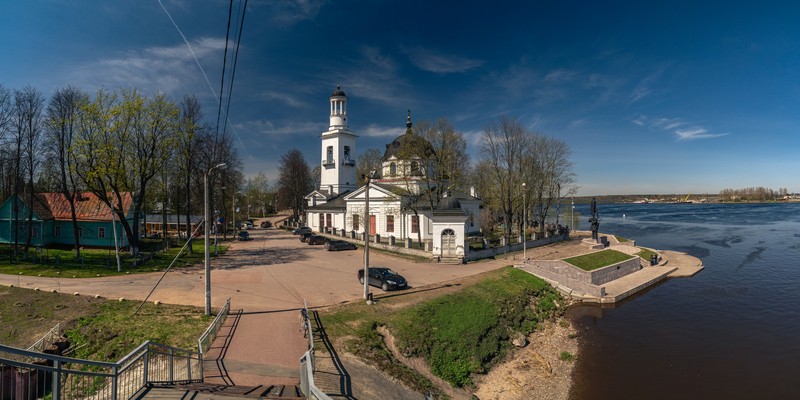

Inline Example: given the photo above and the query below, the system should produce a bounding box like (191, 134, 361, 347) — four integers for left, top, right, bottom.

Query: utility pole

(522, 182, 526, 260)
(205, 163, 227, 316)
(363, 173, 371, 302)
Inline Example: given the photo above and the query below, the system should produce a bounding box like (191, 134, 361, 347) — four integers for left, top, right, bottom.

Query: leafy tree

(276, 149, 312, 221)
(356, 148, 382, 186)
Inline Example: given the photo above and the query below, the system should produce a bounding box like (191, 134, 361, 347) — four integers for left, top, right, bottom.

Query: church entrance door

(441, 229, 456, 257)
(369, 215, 376, 235)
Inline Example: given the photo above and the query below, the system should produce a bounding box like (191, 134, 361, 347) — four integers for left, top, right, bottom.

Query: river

(567, 202, 800, 399)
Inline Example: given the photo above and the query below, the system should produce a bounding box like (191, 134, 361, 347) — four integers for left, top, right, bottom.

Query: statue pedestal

(582, 237, 606, 250)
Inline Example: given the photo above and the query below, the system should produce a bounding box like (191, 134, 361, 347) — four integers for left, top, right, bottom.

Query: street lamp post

(110, 192, 122, 272)
(205, 162, 227, 316)
(363, 174, 371, 302)
(522, 182, 527, 260)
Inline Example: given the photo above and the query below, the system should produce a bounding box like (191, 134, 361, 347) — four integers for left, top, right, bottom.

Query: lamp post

(205, 162, 227, 316)
(363, 173, 371, 302)
(110, 192, 122, 272)
(522, 182, 527, 260)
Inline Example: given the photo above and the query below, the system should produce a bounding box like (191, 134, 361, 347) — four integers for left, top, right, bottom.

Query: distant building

(305, 86, 482, 259)
(0, 192, 133, 248)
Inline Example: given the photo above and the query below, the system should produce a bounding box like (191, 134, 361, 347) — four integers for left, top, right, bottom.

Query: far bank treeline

(0, 83, 253, 258)
(276, 116, 578, 239)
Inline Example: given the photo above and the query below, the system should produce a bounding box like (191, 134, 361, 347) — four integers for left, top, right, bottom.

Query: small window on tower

(344, 146, 351, 160)
(327, 146, 333, 162)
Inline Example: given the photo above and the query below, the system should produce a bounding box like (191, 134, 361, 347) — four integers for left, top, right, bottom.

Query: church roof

(382, 111, 432, 161)
(307, 190, 351, 212)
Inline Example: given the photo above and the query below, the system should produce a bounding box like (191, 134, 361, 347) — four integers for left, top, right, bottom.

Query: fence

(25, 323, 61, 354)
(0, 341, 201, 400)
(197, 297, 231, 355)
(299, 301, 332, 400)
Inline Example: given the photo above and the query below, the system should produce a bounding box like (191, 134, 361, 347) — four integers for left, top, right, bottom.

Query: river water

(567, 203, 800, 399)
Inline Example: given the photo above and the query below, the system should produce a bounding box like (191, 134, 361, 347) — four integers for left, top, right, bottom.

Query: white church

(305, 86, 482, 260)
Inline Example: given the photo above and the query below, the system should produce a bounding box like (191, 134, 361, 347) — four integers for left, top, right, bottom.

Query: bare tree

(477, 116, 528, 239)
(45, 86, 88, 257)
(356, 148, 382, 186)
(0, 84, 13, 201)
(276, 149, 312, 221)
(14, 86, 45, 251)
(176, 95, 203, 253)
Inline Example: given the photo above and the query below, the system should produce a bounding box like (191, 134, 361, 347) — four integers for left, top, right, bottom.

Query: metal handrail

(198, 297, 231, 354)
(26, 322, 61, 353)
(1, 340, 202, 400)
(299, 300, 333, 400)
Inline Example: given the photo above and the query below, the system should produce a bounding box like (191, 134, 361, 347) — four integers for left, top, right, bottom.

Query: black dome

(330, 85, 346, 97)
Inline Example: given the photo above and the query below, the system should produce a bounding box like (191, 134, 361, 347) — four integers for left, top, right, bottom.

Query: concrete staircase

(138, 383, 304, 399)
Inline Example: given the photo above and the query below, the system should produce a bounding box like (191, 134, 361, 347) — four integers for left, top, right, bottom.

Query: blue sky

(2, 1, 799, 195)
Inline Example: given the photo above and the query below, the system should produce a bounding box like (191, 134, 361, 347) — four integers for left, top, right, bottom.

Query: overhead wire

(222, 0, 248, 139)
(215, 0, 234, 141)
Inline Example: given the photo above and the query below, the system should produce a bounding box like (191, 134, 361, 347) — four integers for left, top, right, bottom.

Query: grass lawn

(614, 235, 631, 243)
(0, 286, 210, 359)
(321, 267, 562, 393)
(636, 248, 658, 263)
(564, 249, 633, 271)
(0, 240, 228, 278)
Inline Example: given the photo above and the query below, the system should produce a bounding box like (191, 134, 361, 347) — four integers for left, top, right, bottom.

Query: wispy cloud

(361, 124, 404, 138)
(68, 37, 227, 95)
(629, 65, 668, 103)
(632, 114, 728, 140)
(235, 119, 327, 137)
(404, 47, 484, 73)
(259, 0, 327, 26)
(342, 46, 410, 104)
(261, 90, 309, 109)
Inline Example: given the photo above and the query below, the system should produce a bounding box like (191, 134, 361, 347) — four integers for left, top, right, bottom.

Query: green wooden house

(0, 192, 134, 248)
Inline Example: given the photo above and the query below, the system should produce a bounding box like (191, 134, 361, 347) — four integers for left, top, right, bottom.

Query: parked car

(293, 227, 312, 235)
(300, 232, 314, 242)
(260, 221, 272, 228)
(246, 220, 254, 229)
(357, 267, 407, 291)
(307, 235, 330, 245)
(238, 231, 251, 241)
(326, 240, 357, 251)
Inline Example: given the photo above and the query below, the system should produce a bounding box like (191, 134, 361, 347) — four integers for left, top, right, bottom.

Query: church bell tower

(319, 85, 358, 196)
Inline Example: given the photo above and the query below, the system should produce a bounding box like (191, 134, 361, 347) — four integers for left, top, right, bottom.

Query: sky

(2, 0, 799, 196)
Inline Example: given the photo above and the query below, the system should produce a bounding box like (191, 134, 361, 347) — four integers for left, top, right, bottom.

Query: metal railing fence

(1, 340, 201, 400)
(26, 323, 61, 353)
(197, 297, 231, 355)
(299, 301, 332, 400)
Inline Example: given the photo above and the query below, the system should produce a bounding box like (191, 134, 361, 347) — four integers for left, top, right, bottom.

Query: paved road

(1, 222, 508, 389)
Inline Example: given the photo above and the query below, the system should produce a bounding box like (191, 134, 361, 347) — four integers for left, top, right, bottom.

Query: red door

(369, 215, 376, 234)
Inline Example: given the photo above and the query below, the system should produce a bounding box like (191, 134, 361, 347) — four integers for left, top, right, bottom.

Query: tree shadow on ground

(217, 247, 310, 269)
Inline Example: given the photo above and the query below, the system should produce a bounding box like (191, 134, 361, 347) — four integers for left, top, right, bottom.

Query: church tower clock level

(319, 85, 358, 196)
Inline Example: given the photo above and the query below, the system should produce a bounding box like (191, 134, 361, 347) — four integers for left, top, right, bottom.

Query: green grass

(559, 351, 575, 361)
(322, 267, 562, 393)
(636, 248, 658, 263)
(0, 240, 228, 278)
(0, 285, 210, 359)
(614, 235, 630, 243)
(564, 249, 633, 271)
(64, 300, 211, 361)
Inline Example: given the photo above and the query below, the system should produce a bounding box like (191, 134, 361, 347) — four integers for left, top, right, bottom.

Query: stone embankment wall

(589, 257, 641, 285)
(526, 256, 642, 295)
(465, 234, 568, 261)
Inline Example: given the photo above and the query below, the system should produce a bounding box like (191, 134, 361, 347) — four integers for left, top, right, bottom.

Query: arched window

(326, 146, 333, 162)
(389, 162, 397, 176)
(410, 161, 420, 176)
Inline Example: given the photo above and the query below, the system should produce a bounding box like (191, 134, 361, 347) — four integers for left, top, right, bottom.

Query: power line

(215, 0, 234, 140)
(223, 0, 248, 139)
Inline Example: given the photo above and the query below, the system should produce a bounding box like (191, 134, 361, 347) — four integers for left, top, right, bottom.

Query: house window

(319, 213, 323, 228)
(326, 213, 332, 228)
(352, 214, 360, 231)
(98, 227, 106, 239)
(55, 226, 61, 237)
(386, 215, 394, 233)
(411, 215, 419, 233)
(390, 162, 397, 176)
(428, 218, 433, 235)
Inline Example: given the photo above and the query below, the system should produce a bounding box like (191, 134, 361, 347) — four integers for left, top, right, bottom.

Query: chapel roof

(382, 110, 432, 160)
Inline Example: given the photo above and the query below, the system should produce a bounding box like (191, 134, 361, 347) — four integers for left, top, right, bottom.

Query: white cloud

(261, 90, 308, 109)
(404, 47, 484, 73)
(259, 0, 327, 26)
(68, 37, 227, 96)
(236, 119, 326, 136)
(632, 114, 728, 140)
(361, 124, 404, 138)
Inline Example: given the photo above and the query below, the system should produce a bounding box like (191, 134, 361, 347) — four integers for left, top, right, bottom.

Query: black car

(260, 221, 272, 228)
(237, 231, 251, 241)
(299, 232, 314, 242)
(292, 227, 312, 235)
(358, 267, 407, 291)
(307, 235, 330, 245)
(326, 240, 357, 251)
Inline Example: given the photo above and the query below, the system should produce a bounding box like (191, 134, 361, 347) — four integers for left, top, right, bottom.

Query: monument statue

(588, 197, 600, 242)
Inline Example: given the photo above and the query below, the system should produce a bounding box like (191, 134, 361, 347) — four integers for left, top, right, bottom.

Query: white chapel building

(305, 86, 482, 259)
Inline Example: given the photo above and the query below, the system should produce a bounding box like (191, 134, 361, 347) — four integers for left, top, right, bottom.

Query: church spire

(405, 109, 413, 134)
